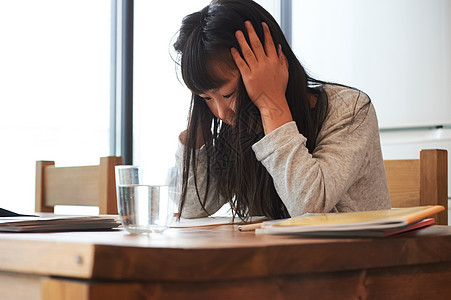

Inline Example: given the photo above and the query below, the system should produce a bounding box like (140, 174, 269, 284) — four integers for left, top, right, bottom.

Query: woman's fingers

(235, 21, 278, 68)
(244, 21, 266, 60)
(232, 20, 289, 112)
(235, 30, 258, 67)
(262, 22, 277, 57)
(278, 44, 289, 69)
(231, 47, 250, 77)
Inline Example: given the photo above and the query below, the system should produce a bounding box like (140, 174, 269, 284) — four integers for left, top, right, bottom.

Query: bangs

(180, 33, 235, 95)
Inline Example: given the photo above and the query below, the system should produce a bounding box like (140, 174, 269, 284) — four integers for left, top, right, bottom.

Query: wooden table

(1, 225, 451, 300)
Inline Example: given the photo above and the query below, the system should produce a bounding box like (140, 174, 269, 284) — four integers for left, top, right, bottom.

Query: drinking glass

(115, 165, 178, 234)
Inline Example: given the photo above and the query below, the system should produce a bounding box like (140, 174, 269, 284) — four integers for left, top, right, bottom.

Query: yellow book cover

(256, 205, 444, 236)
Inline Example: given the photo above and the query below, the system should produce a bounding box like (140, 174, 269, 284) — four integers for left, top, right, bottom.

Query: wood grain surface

(0, 225, 450, 282)
(1, 225, 451, 299)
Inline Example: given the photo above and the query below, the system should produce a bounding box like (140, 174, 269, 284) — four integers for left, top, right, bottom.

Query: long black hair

(174, 0, 328, 220)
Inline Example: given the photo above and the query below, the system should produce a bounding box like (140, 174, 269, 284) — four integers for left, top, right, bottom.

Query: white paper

(171, 216, 266, 228)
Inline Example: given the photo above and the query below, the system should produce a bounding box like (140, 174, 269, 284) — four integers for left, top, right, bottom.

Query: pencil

(238, 223, 263, 231)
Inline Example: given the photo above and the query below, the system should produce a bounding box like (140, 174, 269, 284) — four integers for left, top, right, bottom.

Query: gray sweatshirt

(176, 84, 391, 218)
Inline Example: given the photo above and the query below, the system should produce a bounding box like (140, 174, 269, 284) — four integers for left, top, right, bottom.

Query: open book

(256, 205, 444, 237)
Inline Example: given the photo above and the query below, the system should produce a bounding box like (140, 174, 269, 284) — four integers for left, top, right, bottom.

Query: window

(0, 1, 111, 214)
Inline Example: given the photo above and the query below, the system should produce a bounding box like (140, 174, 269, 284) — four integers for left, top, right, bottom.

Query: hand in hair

(231, 21, 292, 135)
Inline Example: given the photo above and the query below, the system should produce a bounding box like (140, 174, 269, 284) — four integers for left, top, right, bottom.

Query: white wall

(292, 0, 451, 129)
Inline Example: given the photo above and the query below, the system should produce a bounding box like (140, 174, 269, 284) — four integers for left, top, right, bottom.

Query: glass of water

(115, 165, 178, 234)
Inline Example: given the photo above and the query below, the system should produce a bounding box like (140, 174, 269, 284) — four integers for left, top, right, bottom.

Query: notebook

(255, 205, 444, 237)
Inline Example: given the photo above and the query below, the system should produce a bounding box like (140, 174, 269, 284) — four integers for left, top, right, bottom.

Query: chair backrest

(384, 149, 448, 225)
(35, 156, 123, 215)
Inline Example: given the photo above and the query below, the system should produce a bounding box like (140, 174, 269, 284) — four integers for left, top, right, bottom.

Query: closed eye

(223, 92, 234, 99)
(202, 96, 211, 101)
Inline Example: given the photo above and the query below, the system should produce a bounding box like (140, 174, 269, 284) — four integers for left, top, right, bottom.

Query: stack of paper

(171, 216, 266, 228)
(0, 215, 121, 233)
(256, 206, 444, 237)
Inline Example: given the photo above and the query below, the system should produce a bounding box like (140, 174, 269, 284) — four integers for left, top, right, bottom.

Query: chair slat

(384, 149, 448, 225)
(384, 159, 421, 207)
(44, 166, 100, 207)
(35, 157, 123, 214)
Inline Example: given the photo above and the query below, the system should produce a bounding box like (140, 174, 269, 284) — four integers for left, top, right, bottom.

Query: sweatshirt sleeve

(175, 141, 227, 218)
(251, 91, 379, 216)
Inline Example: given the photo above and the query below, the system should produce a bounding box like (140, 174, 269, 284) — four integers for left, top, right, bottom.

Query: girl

(173, 0, 390, 221)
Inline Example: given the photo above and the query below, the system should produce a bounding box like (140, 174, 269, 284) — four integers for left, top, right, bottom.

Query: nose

(205, 96, 235, 125)
(215, 99, 230, 121)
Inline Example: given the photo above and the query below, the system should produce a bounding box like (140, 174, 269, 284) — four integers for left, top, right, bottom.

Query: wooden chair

(384, 149, 448, 225)
(35, 156, 123, 215)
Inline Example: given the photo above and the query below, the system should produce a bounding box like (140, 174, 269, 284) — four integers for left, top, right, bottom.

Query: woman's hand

(231, 21, 292, 135)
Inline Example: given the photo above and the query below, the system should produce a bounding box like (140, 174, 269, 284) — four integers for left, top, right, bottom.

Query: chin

(221, 119, 235, 126)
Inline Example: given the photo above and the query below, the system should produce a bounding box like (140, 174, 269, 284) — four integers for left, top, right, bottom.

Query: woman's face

(198, 61, 240, 125)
